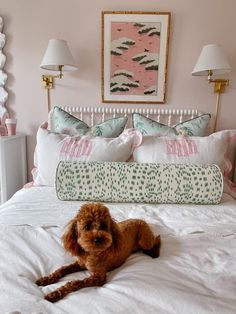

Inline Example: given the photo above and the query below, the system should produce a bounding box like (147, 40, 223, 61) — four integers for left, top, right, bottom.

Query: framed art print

(102, 11, 171, 104)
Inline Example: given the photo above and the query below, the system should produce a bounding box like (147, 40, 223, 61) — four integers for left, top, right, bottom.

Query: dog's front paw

(36, 276, 54, 286)
(45, 290, 62, 303)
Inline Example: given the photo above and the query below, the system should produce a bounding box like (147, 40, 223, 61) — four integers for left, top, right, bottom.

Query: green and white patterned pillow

(49, 106, 128, 137)
(56, 161, 223, 204)
(133, 112, 211, 136)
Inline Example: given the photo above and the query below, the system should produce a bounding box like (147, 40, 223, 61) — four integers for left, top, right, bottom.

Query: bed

(0, 107, 236, 314)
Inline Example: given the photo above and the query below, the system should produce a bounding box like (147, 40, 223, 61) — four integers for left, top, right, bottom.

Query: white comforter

(0, 187, 236, 314)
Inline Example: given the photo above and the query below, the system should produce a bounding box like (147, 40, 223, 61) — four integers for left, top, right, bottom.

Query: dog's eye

(84, 224, 91, 231)
(99, 222, 107, 230)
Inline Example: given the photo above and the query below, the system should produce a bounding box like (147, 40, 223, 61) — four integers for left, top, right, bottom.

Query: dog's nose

(94, 237, 102, 245)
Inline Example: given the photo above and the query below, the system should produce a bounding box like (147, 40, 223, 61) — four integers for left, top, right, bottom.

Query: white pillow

(133, 131, 229, 173)
(220, 129, 236, 178)
(34, 126, 142, 186)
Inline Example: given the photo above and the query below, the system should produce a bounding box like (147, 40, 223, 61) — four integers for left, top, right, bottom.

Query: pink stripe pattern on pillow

(165, 139, 199, 157)
(60, 138, 93, 158)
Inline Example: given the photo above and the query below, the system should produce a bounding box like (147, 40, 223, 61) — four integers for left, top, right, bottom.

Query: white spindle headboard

(58, 106, 203, 128)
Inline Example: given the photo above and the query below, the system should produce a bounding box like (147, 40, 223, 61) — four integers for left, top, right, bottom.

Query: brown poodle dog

(36, 203, 161, 303)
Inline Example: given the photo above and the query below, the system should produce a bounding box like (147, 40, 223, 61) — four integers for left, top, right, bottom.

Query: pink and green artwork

(102, 12, 170, 103)
(110, 22, 160, 96)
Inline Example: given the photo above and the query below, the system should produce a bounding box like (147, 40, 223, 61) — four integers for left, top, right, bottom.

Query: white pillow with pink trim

(220, 129, 236, 198)
(133, 131, 230, 173)
(133, 129, 236, 198)
(33, 125, 142, 186)
(221, 129, 236, 179)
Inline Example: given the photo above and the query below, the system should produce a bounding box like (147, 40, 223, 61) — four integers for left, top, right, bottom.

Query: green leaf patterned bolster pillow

(56, 162, 223, 204)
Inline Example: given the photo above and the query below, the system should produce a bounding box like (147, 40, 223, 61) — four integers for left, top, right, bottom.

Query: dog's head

(62, 203, 120, 256)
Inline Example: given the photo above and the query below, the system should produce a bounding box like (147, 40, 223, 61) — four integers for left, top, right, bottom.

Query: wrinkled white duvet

(0, 187, 236, 314)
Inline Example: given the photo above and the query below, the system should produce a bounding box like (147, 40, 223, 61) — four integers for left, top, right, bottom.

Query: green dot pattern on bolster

(56, 162, 223, 204)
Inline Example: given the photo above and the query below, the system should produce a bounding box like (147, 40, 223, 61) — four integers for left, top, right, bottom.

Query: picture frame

(101, 11, 171, 104)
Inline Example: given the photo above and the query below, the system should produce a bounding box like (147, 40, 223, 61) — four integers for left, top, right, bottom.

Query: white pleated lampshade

(192, 44, 231, 76)
(40, 39, 78, 72)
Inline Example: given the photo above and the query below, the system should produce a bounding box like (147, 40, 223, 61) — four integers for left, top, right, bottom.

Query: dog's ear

(61, 219, 83, 256)
(110, 218, 122, 250)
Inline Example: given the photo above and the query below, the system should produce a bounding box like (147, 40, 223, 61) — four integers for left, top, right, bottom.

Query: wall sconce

(192, 44, 231, 132)
(40, 39, 78, 112)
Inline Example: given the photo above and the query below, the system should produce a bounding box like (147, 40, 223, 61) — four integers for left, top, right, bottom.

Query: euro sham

(49, 106, 128, 137)
(132, 112, 211, 136)
(33, 126, 142, 186)
(133, 131, 229, 174)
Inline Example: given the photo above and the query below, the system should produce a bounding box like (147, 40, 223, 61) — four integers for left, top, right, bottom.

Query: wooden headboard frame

(59, 106, 203, 128)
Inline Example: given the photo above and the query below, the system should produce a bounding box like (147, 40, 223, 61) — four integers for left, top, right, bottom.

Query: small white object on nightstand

(0, 133, 27, 203)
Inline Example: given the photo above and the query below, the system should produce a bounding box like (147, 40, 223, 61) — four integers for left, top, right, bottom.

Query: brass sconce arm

(207, 70, 229, 93)
(41, 65, 64, 112)
(42, 65, 64, 89)
(207, 70, 229, 132)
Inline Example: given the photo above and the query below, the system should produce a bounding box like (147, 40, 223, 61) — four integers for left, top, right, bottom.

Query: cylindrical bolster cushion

(56, 162, 223, 204)
(56, 161, 223, 204)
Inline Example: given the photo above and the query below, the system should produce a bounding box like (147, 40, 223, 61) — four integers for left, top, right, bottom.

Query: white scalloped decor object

(0, 51, 6, 69)
(0, 86, 8, 104)
(0, 33, 5, 49)
(0, 17, 3, 32)
(0, 70, 7, 86)
(0, 16, 9, 123)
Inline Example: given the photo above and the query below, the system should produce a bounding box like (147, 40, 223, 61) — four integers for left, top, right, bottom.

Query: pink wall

(1, 0, 236, 179)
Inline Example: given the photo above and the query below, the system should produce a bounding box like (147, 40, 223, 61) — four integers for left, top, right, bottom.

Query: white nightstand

(0, 134, 27, 204)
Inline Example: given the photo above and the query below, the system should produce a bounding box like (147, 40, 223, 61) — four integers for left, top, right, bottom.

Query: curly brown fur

(36, 203, 161, 302)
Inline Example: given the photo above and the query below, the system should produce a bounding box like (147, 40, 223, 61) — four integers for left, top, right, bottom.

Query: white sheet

(0, 187, 236, 314)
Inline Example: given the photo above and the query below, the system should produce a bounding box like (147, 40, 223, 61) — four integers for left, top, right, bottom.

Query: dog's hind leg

(137, 221, 161, 258)
(142, 235, 161, 258)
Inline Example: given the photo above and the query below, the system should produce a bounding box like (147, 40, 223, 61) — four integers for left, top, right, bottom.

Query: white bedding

(0, 187, 236, 314)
